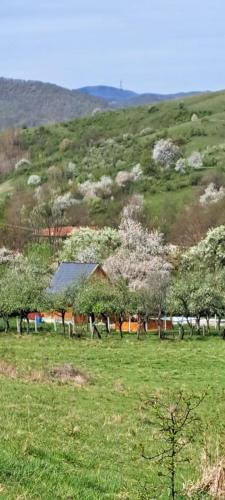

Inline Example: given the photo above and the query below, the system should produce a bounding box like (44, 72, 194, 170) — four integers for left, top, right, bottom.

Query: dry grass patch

(49, 364, 89, 385)
(186, 454, 225, 498)
(0, 361, 17, 379)
(0, 359, 89, 386)
(114, 379, 126, 393)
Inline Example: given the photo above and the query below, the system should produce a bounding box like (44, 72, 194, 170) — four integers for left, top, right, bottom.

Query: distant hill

(0, 78, 106, 130)
(78, 85, 138, 105)
(78, 85, 201, 108)
(0, 78, 202, 131)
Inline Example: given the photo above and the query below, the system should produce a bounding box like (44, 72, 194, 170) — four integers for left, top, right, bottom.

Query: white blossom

(105, 213, 171, 290)
(15, 158, 31, 171)
(187, 151, 203, 169)
(152, 139, 180, 168)
(0, 247, 21, 264)
(200, 183, 225, 206)
(78, 175, 113, 199)
(191, 113, 199, 122)
(121, 194, 144, 219)
(131, 164, 143, 180)
(66, 162, 77, 177)
(53, 192, 78, 211)
(27, 175, 41, 186)
(97, 176, 113, 196)
(78, 180, 97, 199)
(115, 171, 133, 187)
(175, 158, 186, 173)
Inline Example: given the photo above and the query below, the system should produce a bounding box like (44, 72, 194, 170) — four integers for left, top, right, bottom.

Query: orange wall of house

(115, 320, 173, 332)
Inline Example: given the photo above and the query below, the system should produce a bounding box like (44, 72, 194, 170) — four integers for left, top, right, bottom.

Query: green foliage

(60, 226, 121, 264)
(0, 261, 47, 319)
(25, 242, 53, 268)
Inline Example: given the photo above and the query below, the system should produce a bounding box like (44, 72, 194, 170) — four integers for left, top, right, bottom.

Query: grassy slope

(2, 89, 225, 230)
(0, 332, 224, 499)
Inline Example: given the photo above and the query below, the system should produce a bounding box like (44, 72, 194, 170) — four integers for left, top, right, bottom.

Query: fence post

(89, 316, 94, 338)
(128, 316, 131, 333)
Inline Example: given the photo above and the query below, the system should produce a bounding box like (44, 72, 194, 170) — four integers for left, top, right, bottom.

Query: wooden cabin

(43, 262, 107, 326)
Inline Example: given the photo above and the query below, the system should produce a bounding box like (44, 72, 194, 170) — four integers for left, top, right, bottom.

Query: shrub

(115, 171, 133, 187)
(27, 175, 41, 186)
(187, 151, 203, 169)
(78, 176, 113, 200)
(15, 158, 31, 172)
(139, 127, 153, 137)
(152, 139, 180, 169)
(59, 138, 73, 152)
(175, 158, 186, 173)
(200, 183, 225, 206)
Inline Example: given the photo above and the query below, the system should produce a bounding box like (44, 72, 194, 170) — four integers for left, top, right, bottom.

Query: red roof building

(38, 226, 75, 238)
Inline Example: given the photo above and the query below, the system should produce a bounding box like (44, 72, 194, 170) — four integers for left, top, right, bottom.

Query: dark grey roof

(48, 262, 98, 294)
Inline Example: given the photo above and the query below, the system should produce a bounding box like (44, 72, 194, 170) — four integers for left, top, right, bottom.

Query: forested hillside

(1, 89, 225, 249)
(0, 78, 106, 129)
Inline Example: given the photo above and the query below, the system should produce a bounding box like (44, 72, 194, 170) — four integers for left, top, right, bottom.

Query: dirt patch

(0, 360, 89, 386)
(0, 361, 17, 379)
(50, 364, 89, 385)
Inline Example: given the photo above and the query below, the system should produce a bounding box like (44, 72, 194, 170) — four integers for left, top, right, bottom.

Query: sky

(1, 0, 225, 93)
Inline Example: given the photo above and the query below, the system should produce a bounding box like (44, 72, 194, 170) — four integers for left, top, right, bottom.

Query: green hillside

(2, 89, 225, 246)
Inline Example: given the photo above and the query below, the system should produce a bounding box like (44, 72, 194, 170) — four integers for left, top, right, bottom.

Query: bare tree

(141, 390, 205, 499)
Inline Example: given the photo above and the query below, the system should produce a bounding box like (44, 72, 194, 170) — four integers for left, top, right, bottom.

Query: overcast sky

(1, 0, 225, 93)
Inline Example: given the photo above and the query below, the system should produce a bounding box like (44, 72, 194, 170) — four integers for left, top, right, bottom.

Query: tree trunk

(187, 318, 194, 335)
(101, 313, 109, 335)
(196, 317, 201, 334)
(119, 315, 123, 339)
(19, 315, 23, 335)
(158, 311, 164, 340)
(4, 317, 9, 333)
(137, 314, 145, 340)
(179, 323, 185, 340)
(91, 313, 101, 339)
(68, 322, 72, 338)
(62, 310, 66, 335)
(26, 316, 30, 335)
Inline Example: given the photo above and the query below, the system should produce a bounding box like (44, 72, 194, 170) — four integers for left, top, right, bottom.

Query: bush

(189, 172, 202, 185)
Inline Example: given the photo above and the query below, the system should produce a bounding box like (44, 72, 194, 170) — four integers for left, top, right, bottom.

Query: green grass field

(0, 331, 224, 499)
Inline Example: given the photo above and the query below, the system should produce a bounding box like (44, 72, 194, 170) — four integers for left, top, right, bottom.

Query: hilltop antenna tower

(120, 80, 123, 91)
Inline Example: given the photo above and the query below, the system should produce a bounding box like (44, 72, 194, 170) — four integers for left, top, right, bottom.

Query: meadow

(0, 331, 224, 499)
